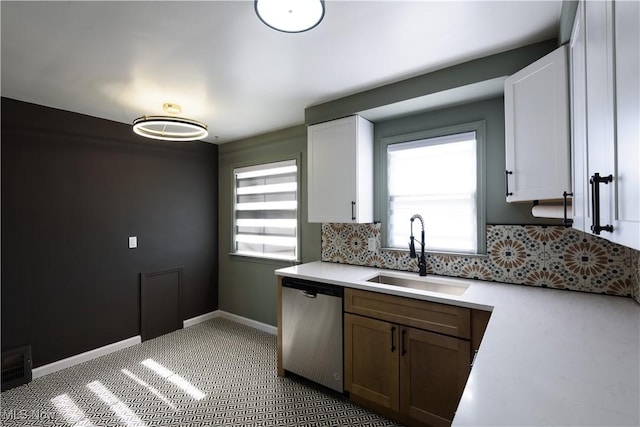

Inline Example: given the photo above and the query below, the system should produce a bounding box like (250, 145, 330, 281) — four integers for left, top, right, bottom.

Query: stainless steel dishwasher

(281, 277, 343, 393)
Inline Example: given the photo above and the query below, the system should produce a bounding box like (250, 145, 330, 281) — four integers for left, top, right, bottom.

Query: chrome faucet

(409, 214, 427, 276)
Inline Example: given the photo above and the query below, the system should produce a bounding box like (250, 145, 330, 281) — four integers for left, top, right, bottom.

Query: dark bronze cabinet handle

(351, 201, 356, 221)
(401, 329, 407, 356)
(390, 327, 396, 353)
(563, 191, 573, 228)
(505, 170, 513, 197)
(589, 173, 613, 235)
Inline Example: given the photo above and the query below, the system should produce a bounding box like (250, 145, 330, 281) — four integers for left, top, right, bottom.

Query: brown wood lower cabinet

(400, 327, 470, 427)
(344, 289, 480, 427)
(345, 313, 470, 427)
(344, 313, 399, 410)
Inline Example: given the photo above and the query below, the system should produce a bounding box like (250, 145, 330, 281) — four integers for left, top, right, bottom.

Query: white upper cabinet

(610, 0, 640, 249)
(307, 115, 373, 223)
(570, 0, 640, 250)
(504, 45, 571, 203)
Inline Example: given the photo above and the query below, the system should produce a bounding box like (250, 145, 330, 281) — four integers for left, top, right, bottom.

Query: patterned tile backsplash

(321, 223, 640, 304)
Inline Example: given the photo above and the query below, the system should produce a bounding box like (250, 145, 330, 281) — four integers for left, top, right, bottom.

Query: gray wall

(219, 40, 561, 326)
(218, 125, 321, 326)
(559, 0, 579, 45)
(219, 98, 556, 327)
(374, 97, 557, 226)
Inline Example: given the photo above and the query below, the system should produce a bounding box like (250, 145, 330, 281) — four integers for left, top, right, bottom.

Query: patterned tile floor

(1, 318, 399, 427)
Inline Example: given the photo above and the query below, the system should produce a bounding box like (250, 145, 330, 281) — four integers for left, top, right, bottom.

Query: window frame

(378, 121, 486, 255)
(229, 154, 302, 263)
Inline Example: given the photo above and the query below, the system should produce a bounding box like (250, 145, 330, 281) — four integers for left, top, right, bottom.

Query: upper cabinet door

(611, 0, 640, 250)
(569, 0, 588, 233)
(504, 45, 571, 203)
(570, 0, 639, 250)
(584, 0, 616, 235)
(307, 115, 373, 223)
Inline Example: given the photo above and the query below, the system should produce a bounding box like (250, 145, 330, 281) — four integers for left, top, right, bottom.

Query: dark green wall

(218, 125, 321, 326)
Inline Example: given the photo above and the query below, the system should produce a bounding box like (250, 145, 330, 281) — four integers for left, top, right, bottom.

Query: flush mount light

(255, 0, 325, 33)
(133, 103, 208, 142)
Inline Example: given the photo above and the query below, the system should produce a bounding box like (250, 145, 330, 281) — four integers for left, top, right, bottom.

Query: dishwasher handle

(282, 277, 344, 298)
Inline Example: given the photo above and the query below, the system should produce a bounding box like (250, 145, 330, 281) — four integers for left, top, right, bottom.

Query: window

(385, 125, 484, 254)
(233, 159, 298, 260)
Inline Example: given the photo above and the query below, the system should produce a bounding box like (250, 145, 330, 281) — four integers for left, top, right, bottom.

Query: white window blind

(387, 131, 478, 254)
(233, 160, 298, 260)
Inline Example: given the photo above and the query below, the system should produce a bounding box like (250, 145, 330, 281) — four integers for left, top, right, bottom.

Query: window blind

(387, 132, 478, 254)
(233, 160, 298, 260)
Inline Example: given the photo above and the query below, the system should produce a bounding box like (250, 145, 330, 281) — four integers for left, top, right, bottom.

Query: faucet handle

(409, 236, 417, 258)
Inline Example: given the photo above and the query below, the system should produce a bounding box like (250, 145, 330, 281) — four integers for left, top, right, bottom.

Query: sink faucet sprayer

(409, 214, 427, 276)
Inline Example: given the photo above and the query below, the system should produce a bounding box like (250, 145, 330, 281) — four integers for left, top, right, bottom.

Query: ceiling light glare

(255, 0, 325, 33)
(132, 116, 208, 142)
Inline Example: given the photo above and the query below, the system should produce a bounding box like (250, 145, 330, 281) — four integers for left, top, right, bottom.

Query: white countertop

(275, 261, 640, 427)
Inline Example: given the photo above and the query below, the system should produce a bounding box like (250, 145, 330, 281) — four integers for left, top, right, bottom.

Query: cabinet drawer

(344, 288, 470, 339)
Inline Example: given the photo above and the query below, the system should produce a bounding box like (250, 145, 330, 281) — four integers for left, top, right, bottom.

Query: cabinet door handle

(505, 170, 513, 197)
(470, 349, 479, 370)
(589, 173, 613, 235)
(401, 329, 407, 356)
(390, 326, 396, 353)
(563, 191, 573, 228)
(351, 201, 356, 221)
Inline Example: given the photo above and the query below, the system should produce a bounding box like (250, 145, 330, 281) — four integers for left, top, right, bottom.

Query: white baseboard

(182, 310, 219, 328)
(183, 309, 277, 335)
(32, 336, 141, 379)
(216, 311, 277, 335)
(32, 311, 275, 380)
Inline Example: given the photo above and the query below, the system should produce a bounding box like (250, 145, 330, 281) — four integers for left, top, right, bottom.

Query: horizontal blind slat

(236, 183, 297, 195)
(235, 159, 296, 177)
(236, 201, 297, 211)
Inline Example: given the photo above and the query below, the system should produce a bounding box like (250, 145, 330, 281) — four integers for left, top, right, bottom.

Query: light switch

(128, 236, 137, 249)
(368, 237, 377, 252)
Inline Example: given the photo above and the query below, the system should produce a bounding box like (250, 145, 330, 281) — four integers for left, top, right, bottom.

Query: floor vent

(2, 345, 32, 391)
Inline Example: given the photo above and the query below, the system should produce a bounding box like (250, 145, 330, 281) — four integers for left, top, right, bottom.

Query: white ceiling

(1, 1, 561, 144)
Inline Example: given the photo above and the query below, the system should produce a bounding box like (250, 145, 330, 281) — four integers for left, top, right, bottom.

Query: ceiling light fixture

(255, 0, 325, 33)
(133, 103, 208, 142)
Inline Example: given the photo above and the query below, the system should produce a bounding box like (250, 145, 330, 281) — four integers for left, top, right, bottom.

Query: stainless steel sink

(367, 274, 469, 296)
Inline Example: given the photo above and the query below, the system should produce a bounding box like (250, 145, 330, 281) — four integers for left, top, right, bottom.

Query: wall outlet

(128, 236, 137, 249)
(368, 237, 377, 252)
